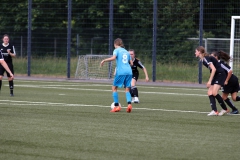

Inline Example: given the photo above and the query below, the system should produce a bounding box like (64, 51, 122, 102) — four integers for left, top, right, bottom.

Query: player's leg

(224, 92, 238, 114)
(131, 78, 137, 102)
(111, 85, 121, 112)
(131, 73, 139, 103)
(110, 75, 123, 112)
(125, 75, 132, 113)
(231, 92, 240, 101)
(6, 63, 14, 96)
(0, 75, 3, 91)
(230, 79, 240, 102)
(112, 85, 120, 108)
(207, 86, 218, 116)
(212, 84, 228, 115)
(130, 78, 136, 97)
(0, 65, 5, 91)
(131, 79, 139, 103)
(222, 92, 238, 113)
(222, 83, 238, 114)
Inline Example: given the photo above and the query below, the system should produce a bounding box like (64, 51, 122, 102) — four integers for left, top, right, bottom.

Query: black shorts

(132, 72, 139, 81)
(211, 72, 226, 86)
(0, 63, 14, 77)
(222, 77, 239, 94)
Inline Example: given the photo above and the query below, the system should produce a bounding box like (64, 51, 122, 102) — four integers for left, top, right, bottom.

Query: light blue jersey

(113, 47, 132, 76)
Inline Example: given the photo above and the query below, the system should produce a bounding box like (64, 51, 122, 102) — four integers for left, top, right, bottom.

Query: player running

(211, 50, 239, 114)
(195, 46, 228, 116)
(129, 49, 149, 103)
(0, 34, 16, 96)
(100, 38, 133, 113)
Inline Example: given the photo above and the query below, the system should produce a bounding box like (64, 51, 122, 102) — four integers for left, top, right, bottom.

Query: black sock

(135, 87, 139, 97)
(130, 87, 134, 97)
(224, 98, 237, 111)
(215, 94, 227, 110)
(9, 80, 13, 94)
(236, 96, 240, 101)
(131, 86, 138, 97)
(0, 80, 2, 90)
(209, 95, 217, 112)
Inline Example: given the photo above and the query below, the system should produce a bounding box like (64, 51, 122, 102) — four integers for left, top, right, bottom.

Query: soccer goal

(230, 16, 240, 78)
(75, 55, 116, 80)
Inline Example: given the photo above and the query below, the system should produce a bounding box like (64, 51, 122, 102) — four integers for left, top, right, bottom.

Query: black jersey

(202, 56, 225, 74)
(0, 49, 4, 60)
(131, 58, 145, 74)
(219, 60, 238, 84)
(0, 43, 16, 63)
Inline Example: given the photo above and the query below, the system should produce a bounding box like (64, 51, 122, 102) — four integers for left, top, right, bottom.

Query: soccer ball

(111, 102, 121, 109)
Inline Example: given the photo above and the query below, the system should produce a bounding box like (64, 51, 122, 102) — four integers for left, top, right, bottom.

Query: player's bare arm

(207, 63, 216, 88)
(129, 59, 133, 66)
(224, 69, 232, 85)
(100, 56, 116, 66)
(143, 68, 149, 82)
(7, 49, 16, 58)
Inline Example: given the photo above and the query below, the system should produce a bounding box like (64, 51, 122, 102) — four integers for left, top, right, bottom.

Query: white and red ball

(111, 102, 121, 109)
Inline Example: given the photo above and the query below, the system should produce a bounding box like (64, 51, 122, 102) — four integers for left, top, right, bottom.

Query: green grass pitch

(0, 79, 239, 160)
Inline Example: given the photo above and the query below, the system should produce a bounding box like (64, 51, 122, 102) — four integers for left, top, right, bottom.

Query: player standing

(100, 38, 133, 113)
(129, 49, 149, 103)
(211, 50, 239, 114)
(195, 46, 228, 116)
(0, 34, 16, 96)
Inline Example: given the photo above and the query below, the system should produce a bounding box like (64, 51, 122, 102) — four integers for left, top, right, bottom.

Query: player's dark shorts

(211, 72, 226, 86)
(132, 72, 139, 81)
(222, 77, 239, 94)
(0, 63, 14, 77)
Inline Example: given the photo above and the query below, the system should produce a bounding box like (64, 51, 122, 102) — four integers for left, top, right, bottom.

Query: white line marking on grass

(16, 80, 113, 87)
(16, 80, 206, 91)
(14, 84, 207, 97)
(1, 100, 239, 115)
(138, 86, 207, 91)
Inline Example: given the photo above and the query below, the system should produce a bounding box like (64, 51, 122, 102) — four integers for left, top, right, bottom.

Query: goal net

(230, 16, 240, 78)
(75, 55, 116, 80)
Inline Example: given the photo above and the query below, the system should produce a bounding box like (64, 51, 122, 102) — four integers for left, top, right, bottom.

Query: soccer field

(0, 79, 239, 160)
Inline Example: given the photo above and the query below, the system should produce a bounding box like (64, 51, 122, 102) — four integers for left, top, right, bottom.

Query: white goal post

(230, 16, 240, 77)
(75, 55, 116, 80)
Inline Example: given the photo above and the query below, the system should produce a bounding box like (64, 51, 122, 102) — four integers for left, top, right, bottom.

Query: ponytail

(218, 50, 230, 62)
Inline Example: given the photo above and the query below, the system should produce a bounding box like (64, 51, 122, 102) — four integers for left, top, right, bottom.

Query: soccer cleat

(134, 97, 140, 103)
(218, 109, 228, 116)
(131, 97, 135, 103)
(126, 104, 132, 113)
(230, 109, 239, 114)
(207, 110, 218, 116)
(110, 106, 121, 112)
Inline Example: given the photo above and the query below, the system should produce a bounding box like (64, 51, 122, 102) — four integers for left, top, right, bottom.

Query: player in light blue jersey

(100, 38, 133, 113)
